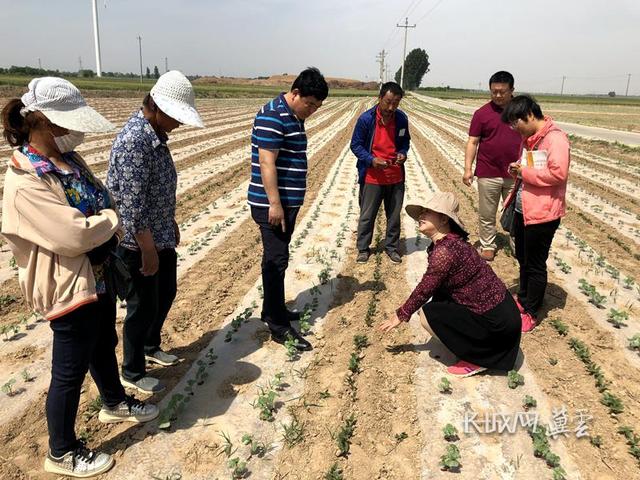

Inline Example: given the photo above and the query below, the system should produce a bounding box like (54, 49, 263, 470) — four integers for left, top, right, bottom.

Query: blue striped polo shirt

(247, 93, 307, 208)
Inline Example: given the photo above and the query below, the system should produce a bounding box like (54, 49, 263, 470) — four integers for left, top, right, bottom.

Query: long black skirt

(422, 291, 521, 371)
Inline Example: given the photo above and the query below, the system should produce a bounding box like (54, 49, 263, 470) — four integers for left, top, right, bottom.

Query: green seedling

(442, 423, 459, 442)
(353, 334, 369, 350)
(601, 392, 624, 414)
(21, 369, 34, 382)
(319, 389, 331, 399)
(271, 371, 285, 391)
(227, 457, 247, 479)
(552, 466, 567, 480)
(1, 378, 16, 396)
(284, 333, 300, 360)
(629, 334, 640, 352)
(282, 415, 305, 448)
(347, 353, 361, 374)
(507, 370, 525, 389)
(623, 276, 635, 289)
(395, 432, 408, 443)
(548, 357, 559, 366)
(224, 330, 234, 342)
(241, 434, 267, 458)
(335, 414, 356, 457)
(205, 348, 218, 365)
(324, 463, 343, 480)
(549, 318, 569, 336)
(590, 435, 602, 448)
(439, 444, 461, 471)
(83, 396, 103, 421)
(251, 387, 277, 421)
(438, 377, 452, 394)
(607, 308, 629, 328)
(218, 431, 235, 458)
(522, 395, 537, 411)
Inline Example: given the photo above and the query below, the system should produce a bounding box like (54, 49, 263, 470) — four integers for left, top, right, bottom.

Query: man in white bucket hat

(107, 70, 203, 394)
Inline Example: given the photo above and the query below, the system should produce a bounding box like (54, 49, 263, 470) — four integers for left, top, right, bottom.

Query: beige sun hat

(406, 191, 468, 236)
(20, 77, 115, 133)
(150, 70, 204, 128)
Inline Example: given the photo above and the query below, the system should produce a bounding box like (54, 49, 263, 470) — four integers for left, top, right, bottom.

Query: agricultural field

(0, 91, 639, 480)
(421, 91, 640, 133)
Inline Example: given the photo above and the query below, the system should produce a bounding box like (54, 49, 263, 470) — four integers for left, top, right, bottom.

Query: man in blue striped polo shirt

(248, 67, 328, 351)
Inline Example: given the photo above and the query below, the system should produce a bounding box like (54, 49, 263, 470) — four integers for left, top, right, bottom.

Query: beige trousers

(477, 177, 515, 251)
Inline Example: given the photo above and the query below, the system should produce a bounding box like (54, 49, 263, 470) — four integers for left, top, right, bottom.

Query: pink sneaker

(512, 294, 525, 314)
(521, 312, 537, 333)
(447, 360, 487, 377)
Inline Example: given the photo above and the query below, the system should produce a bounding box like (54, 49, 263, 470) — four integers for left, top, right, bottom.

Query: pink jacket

(504, 119, 571, 225)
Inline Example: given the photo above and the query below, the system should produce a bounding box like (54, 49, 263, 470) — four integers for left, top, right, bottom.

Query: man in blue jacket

(351, 82, 410, 263)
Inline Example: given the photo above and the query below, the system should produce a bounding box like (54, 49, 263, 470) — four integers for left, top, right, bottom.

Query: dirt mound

(193, 74, 378, 90)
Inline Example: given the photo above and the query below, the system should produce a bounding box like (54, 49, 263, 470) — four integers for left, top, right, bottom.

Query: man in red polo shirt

(351, 82, 411, 264)
(463, 71, 521, 261)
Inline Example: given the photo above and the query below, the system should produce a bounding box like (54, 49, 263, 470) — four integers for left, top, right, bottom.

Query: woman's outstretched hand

(379, 313, 403, 333)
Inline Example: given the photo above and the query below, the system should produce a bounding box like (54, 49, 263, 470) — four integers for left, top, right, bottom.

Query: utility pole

(165, 56, 169, 73)
(137, 35, 143, 83)
(396, 17, 416, 89)
(626, 74, 632, 96)
(91, 0, 103, 77)
(376, 50, 386, 86)
(38, 58, 42, 70)
(79, 56, 83, 72)
(560, 75, 566, 95)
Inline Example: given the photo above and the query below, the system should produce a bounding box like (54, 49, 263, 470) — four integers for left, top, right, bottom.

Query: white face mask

(54, 130, 85, 153)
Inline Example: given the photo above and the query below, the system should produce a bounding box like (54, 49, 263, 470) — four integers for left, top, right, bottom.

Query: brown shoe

(480, 249, 495, 261)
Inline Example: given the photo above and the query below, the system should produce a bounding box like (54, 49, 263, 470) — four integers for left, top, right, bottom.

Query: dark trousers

(47, 295, 125, 457)
(251, 206, 299, 328)
(356, 182, 405, 253)
(513, 212, 560, 316)
(119, 247, 177, 380)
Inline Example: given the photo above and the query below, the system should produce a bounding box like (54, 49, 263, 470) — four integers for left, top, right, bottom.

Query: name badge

(398, 128, 406, 137)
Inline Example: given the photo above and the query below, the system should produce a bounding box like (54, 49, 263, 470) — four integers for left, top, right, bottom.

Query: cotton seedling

(324, 463, 343, 480)
(589, 435, 603, 448)
(442, 423, 459, 442)
(224, 330, 234, 343)
(607, 308, 629, 328)
(629, 334, 640, 352)
(549, 317, 569, 336)
(335, 414, 356, 457)
(241, 434, 267, 458)
(522, 395, 537, 411)
(623, 276, 635, 289)
(271, 372, 285, 391)
(353, 334, 369, 350)
(601, 392, 624, 414)
(283, 334, 300, 361)
(347, 353, 361, 374)
(205, 348, 218, 365)
(227, 457, 247, 479)
(438, 377, 452, 394)
(281, 415, 305, 448)
(251, 386, 277, 421)
(20, 369, 34, 383)
(439, 444, 461, 471)
(1, 378, 16, 396)
(507, 370, 525, 389)
(157, 393, 186, 430)
(394, 432, 408, 443)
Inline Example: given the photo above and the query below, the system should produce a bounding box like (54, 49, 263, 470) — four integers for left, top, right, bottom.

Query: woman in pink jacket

(501, 95, 570, 333)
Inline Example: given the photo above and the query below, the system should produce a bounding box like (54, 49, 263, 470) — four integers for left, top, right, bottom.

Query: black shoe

(286, 309, 301, 322)
(386, 251, 402, 264)
(270, 326, 312, 351)
(356, 250, 370, 263)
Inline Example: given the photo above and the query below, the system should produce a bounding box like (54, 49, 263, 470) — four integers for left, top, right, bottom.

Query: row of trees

(0, 65, 163, 79)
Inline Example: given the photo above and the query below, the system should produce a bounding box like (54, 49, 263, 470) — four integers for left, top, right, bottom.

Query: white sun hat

(150, 70, 204, 128)
(20, 77, 115, 133)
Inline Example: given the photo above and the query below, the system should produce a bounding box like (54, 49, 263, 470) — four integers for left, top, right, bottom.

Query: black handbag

(500, 200, 516, 234)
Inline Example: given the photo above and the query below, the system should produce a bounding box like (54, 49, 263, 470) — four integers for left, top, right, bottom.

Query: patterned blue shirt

(247, 94, 307, 208)
(107, 110, 177, 250)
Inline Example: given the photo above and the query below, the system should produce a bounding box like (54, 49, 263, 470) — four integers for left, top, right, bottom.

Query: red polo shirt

(365, 108, 404, 185)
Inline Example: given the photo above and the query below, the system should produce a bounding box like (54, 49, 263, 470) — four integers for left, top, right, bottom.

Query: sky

(1, 0, 639, 95)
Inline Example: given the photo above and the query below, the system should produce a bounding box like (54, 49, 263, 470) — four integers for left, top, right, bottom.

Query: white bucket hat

(406, 191, 469, 237)
(150, 70, 204, 128)
(20, 77, 115, 133)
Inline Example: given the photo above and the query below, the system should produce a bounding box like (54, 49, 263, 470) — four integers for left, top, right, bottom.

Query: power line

(397, 17, 416, 89)
(415, 0, 446, 23)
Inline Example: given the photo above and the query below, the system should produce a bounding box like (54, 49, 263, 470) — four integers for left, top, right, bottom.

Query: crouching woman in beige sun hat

(1, 77, 159, 478)
(379, 191, 521, 378)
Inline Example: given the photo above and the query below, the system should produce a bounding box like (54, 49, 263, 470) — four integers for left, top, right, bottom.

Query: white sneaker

(44, 442, 114, 478)
(120, 375, 165, 394)
(145, 349, 179, 366)
(98, 395, 159, 423)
